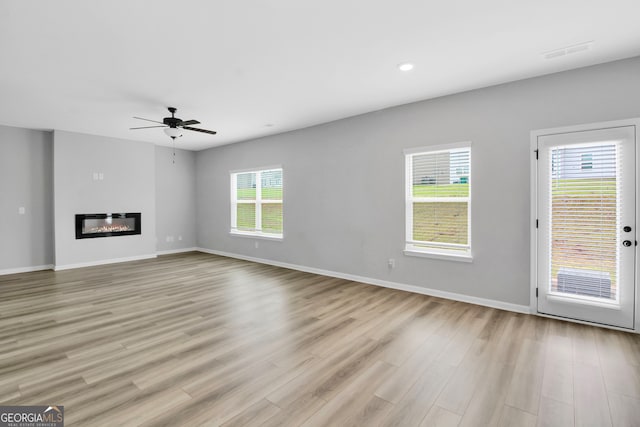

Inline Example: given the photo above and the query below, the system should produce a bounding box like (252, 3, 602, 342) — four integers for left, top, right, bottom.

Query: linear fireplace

(75, 213, 142, 239)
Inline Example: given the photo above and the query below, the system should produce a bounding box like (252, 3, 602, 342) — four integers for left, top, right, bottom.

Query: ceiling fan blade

(183, 126, 217, 135)
(133, 116, 164, 124)
(130, 125, 167, 130)
(180, 119, 200, 126)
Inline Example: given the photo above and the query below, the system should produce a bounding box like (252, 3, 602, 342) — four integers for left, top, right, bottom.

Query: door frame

(530, 117, 640, 332)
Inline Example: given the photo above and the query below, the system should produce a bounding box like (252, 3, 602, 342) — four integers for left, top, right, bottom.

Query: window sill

(403, 249, 473, 263)
(229, 231, 283, 241)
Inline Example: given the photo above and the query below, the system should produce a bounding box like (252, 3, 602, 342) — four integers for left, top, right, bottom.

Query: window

(580, 153, 593, 170)
(404, 142, 471, 260)
(231, 167, 283, 239)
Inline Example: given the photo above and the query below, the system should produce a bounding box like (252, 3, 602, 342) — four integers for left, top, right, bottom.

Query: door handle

(623, 240, 632, 247)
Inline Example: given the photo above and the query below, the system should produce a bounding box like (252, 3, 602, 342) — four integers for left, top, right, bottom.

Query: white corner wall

(196, 56, 640, 309)
(0, 125, 53, 273)
(155, 147, 197, 253)
(53, 130, 156, 268)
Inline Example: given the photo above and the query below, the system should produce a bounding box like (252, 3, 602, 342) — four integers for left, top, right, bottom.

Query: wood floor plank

(220, 398, 280, 427)
(375, 333, 449, 404)
(434, 311, 487, 368)
(572, 324, 600, 367)
(420, 405, 462, 427)
(62, 380, 147, 426)
(607, 392, 640, 427)
(341, 396, 394, 427)
(540, 335, 573, 405)
(365, 294, 429, 340)
(260, 393, 327, 427)
(102, 387, 192, 427)
(458, 361, 516, 427)
(498, 405, 537, 427)
(536, 396, 574, 427)
(0, 389, 21, 404)
(380, 362, 455, 427)
(435, 338, 491, 415)
(573, 361, 613, 427)
(505, 338, 546, 414)
(0, 252, 638, 426)
(596, 329, 640, 399)
(266, 335, 388, 408)
(300, 360, 396, 427)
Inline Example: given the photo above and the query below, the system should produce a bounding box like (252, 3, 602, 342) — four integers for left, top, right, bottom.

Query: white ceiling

(1, 0, 640, 151)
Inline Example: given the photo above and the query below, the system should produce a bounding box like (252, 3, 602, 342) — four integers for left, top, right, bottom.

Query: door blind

(548, 143, 619, 301)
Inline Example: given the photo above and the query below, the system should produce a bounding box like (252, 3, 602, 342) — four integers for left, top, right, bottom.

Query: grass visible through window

(413, 183, 469, 198)
(413, 202, 468, 244)
(237, 188, 283, 200)
(551, 178, 617, 294)
(237, 204, 256, 231)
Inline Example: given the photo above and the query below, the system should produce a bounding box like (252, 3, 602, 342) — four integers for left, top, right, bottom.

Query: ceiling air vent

(543, 41, 594, 60)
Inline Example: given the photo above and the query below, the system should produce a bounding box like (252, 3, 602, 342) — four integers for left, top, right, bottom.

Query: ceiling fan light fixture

(132, 107, 217, 138)
(164, 127, 183, 138)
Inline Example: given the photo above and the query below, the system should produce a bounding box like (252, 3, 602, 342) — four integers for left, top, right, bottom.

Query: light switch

(92, 172, 99, 180)
(99, 173, 104, 180)
(18, 207, 25, 215)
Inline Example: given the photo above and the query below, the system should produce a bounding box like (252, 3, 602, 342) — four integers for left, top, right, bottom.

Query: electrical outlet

(178, 235, 183, 241)
(388, 258, 395, 269)
(255, 241, 259, 249)
(166, 235, 174, 242)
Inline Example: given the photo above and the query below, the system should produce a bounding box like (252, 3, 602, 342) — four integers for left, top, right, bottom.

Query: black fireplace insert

(75, 213, 141, 239)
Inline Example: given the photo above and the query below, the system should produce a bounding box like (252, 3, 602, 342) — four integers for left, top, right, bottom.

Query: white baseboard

(156, 247, 198, 256)
(54, 254, 157, 271)
(0, 264, 54, 276)
(196, 247, 531, 314)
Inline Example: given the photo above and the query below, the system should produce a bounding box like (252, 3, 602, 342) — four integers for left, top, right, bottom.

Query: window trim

(230, 166, 283, 240)
(404, 142, 472, 262)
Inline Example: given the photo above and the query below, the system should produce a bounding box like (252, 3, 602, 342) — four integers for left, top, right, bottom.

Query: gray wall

(155, 147, 197, 252)
(0, 127, 196, 271)
(0, 125, 54, 271)
(53, 131, 156, 267)
(196, 56, 640, 307)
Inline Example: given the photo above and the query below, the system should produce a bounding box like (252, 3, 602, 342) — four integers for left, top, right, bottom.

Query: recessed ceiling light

(398, 62, 414, 71)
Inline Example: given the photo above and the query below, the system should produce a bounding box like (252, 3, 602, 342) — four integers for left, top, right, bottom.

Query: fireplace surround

(75, 213, 141, 239)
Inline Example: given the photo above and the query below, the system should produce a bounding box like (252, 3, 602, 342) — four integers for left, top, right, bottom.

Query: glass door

(536, 125, 636, 329)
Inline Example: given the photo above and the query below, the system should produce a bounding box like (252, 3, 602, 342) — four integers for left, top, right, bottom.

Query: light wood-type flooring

(1, 252, 640, 426)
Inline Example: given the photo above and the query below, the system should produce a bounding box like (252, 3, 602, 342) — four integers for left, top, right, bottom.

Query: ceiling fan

(130, 107, 217, 139)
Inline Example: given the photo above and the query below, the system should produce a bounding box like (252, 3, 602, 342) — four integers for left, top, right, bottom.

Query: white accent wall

(53, 131, 157, 268)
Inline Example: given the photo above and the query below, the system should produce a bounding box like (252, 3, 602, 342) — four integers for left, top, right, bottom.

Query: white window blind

(231, 167, 283, 238)
(405, 143, 471, 257)
(548, 143, 619, 301)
